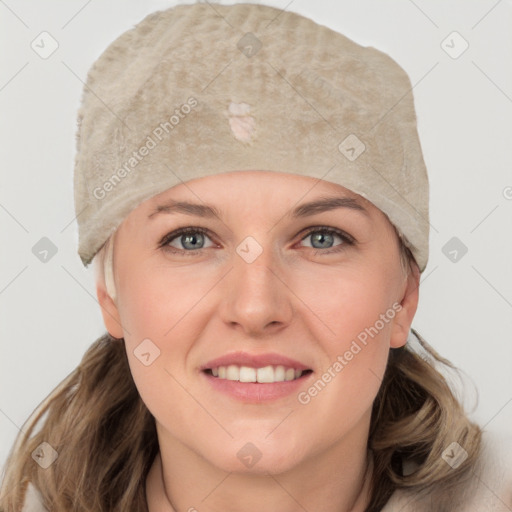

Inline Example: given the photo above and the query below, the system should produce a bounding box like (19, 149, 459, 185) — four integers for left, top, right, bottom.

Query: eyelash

(158, 226, 356, 257)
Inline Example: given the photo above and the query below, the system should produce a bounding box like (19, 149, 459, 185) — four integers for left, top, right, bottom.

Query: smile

(204, 365, 312, 383)
(201, 351, 314, 402)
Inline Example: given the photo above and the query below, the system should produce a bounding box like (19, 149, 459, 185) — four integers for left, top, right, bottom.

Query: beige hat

(73, 2, 430, 272)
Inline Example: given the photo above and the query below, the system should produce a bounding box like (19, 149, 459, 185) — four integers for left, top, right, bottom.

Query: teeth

(209, 364, 305, 383)
(240, 366, 256, 382)
(274, 365, 285, 381)
(226, 365, 239, 380)
(256, 365, 274, 383)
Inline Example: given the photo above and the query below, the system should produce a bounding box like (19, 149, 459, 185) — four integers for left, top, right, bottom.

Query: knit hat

(73, 1, 430, 272)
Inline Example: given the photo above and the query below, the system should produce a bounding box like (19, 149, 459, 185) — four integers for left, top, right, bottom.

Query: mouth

(200, 352, 314, 402)
(203, 365, 313, 383)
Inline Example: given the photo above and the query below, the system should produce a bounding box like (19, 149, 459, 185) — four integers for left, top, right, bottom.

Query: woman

(1, 2, 510, 511)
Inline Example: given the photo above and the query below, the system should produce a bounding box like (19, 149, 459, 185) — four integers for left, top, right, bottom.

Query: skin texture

(96, 170, 420, 512)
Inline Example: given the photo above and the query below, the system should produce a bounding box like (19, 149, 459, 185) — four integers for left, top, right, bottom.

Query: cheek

(296, 306, 391, 444)
(114, 264, 211, 413)
(295, 263, 398, 346)
(293, 267, 396, 418)
(116, 263, 197, 340)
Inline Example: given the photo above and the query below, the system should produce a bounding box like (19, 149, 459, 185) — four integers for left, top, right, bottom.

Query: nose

(218, 243, 293, 337)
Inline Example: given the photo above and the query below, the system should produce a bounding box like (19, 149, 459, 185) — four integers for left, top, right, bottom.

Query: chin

(201, 436, 308, 476)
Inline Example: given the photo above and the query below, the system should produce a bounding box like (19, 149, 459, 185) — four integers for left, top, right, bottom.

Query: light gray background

(1, 0, 511, 475)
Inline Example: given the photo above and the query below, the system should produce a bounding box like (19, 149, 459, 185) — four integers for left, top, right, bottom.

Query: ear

(389, 263, 420, 349)
(96, 278, 124, 339)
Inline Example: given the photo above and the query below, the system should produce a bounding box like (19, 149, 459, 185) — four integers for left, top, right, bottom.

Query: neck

(146, 420, 374, 512)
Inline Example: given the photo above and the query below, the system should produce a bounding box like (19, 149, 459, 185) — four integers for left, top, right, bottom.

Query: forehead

(121, 170, 389, 231)
(148, 170, 376, 210)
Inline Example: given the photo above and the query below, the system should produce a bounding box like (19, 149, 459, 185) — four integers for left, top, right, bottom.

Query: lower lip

(202, 371, 312, 402)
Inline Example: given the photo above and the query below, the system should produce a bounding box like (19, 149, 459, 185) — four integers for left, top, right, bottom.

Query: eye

(158, 225, 356, 257)
(299, 226, 355, 254)
(159, 227, 215, 255)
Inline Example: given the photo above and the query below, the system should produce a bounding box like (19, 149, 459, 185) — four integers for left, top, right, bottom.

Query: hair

(0, 227, 482, 512)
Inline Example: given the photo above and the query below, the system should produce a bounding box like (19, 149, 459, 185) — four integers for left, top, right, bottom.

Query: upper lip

(201, 351, 311, 371)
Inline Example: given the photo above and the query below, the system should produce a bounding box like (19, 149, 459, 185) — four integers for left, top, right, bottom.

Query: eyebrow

(147, 196, 370, 220)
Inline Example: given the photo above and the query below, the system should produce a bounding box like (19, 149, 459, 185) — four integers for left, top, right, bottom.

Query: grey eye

(309, 231, 336, 249)
(180, 232, 206, 250)
(164, 229, 214, 252)
(301, 229, 346, 250)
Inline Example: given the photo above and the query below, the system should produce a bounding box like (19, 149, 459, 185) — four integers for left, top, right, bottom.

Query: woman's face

(98, 170, 419, 475)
